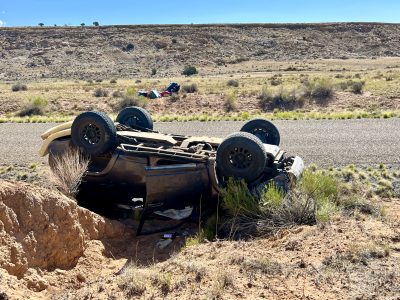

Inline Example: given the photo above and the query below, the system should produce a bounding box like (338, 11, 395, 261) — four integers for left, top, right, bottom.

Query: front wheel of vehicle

(116, 106, 153, 130)
(216, 132, 267, 182)
(71, 111, 117, 155)
(240, 118, 280, 145)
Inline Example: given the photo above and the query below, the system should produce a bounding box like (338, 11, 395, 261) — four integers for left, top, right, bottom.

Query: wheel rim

(250, 128, 270, 144)
(82, 123, 101, 145)
(228, 147, 252, 169)
(125, 115, 144, 128)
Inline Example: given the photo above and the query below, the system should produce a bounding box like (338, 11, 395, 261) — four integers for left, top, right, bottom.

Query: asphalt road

(0, 119, 399, 168)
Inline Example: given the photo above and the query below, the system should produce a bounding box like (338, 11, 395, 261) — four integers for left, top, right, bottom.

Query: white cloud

(0, 20, 5, 27)
(1, 10, 5, 14)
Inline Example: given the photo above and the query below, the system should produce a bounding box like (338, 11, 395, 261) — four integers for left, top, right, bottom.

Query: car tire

(71, 111, 117, 155)
(116, 106, 153, 130)
(216, 132, 267, 182)
(240, 118, 280, 146)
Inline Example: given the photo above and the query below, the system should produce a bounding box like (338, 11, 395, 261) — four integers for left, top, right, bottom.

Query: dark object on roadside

(40, 107, 304, 234)
(165, 82, 180, 93)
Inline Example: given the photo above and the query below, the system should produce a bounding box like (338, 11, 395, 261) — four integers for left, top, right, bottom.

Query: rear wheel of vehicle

(216, 132, 267, 182)
(240, 118, 280, 146)
(116, 107, 153, 130)
(71, 111, 117, 155)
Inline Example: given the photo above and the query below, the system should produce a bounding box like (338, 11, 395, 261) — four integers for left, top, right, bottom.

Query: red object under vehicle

(160, 91, 171, 97)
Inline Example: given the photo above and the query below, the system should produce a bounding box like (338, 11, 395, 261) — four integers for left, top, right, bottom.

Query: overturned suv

(40, 107, 304, 214)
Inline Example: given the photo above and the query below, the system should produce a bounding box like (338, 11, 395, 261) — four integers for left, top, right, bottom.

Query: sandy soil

(0, 180, 399, 299)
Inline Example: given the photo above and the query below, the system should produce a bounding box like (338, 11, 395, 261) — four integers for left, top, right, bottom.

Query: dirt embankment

(0, 180, 128, 298)
(1, 23, 400, 80)
(0, 180, 191, 299)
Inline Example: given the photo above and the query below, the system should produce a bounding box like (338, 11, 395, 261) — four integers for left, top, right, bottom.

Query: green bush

(220, 178, 260, 217)
(182, 65, 198, 76)
(260, 182, 284, 210)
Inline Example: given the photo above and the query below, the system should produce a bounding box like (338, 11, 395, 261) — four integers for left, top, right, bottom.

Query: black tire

(71, 111, 117, 155)
(116, 107, 153, 130)
(216, 132, 267, 182)
(240, 118, 280, 146)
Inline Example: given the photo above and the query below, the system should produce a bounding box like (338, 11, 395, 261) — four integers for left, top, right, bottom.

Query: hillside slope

(1, 23, 400, 80)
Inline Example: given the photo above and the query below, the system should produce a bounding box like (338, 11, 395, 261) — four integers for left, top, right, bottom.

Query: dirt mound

(0, 180, 126, 279)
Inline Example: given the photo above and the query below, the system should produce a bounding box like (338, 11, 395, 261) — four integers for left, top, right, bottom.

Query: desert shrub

(110, 79, 117, 84)
(154, 41, 168, 49)
(260, 182, 284, 210)
(93, 88, 109, 97)
(224, 92, 237, 112)
(304, 78, 334, 104)
(182, 83, 198, 93)
(151, 68, 157, 76)
(112, 90, 123, 98)
(182, 65, 198, 76)
(258, 86, 304, 111)
(49, 147, 89, 198)
(350, 81, 364, 94)
(220, 168, 342, 237)
(17, 96, 48, 117)
(95, 79, 103, 83)
(227, 79, 239, 87)
(220, 178, 260, 217)
(125, 43, 134, 52)
(113, 87, 147, 110)
(117, 95, 148, 110)
(171, 38, 177, 44)
(270, 77, 282, 86)
(11, 83, 28, 92)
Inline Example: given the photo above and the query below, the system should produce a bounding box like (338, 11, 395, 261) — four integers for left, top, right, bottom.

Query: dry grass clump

(49, 147, 89, 198)
(17, 96, 48, 117)
(224, 91, 237, 112)
(227, 79, 239, 87)
(258, 86, 305, 111)
(114, 87, 148, 110)
(304, 78, 334, 103)
(350, 81, 364, 94)
(182, 83, 198, 93)
(11, 83, 28, 92)
(93, 88, 109, 97)
(118, 264, 173, 298)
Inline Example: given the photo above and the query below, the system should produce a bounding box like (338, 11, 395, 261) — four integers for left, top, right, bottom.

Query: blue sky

(0, 0, 399, 27)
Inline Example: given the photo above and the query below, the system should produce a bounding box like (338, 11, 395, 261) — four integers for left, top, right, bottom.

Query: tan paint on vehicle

(39, 128, 71, 156)
(41, 121, 74, 140)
